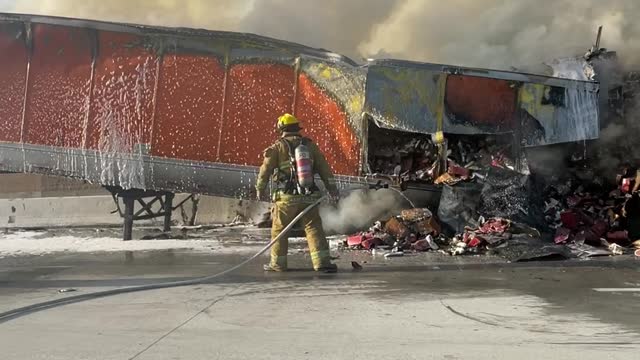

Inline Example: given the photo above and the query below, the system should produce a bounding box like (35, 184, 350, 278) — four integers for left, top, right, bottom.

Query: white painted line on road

(593, 288, 640, 292)
(0, 265, 72, 271)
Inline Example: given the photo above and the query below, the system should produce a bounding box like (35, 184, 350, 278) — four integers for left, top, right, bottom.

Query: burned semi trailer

(0, 13, 600, 234)
(362, 60, 600, 196)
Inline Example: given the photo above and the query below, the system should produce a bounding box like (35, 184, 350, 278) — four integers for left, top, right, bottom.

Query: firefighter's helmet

(277, 113, 300, 130)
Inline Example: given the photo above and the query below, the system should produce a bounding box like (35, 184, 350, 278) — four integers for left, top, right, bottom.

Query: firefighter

(256, 113, 339, 273)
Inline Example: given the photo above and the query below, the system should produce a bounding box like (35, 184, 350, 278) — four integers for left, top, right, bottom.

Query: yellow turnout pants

(269, 199, 331, 270)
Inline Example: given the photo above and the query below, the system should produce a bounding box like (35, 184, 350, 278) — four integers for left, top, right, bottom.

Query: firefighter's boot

(315, 263, 338, 273)
(263, 263, 287, 272)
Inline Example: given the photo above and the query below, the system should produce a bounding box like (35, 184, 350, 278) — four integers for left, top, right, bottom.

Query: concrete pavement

(1, 250, 639, 360)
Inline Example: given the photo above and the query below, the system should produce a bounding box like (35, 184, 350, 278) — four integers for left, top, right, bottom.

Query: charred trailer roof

(363, 59, 600, 147)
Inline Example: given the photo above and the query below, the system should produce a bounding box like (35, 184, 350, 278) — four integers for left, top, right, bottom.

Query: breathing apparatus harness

(278, 136, 316, 196)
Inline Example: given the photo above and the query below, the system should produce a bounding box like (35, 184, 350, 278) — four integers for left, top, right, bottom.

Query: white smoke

(4, 0, 640, 70)
(320, 189, 407, 235)
(7, 0, 250, 30)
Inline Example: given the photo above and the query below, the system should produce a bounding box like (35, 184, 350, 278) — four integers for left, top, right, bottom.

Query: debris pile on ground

(343, 208, 445, 256)
(345, 159, 640, 260)
(437, 143, 640, 258)
(541, 163, 640, 257)
(343, 208, 563, 261)
(445, 217, 563, 261)
(452, 218, 513, 255)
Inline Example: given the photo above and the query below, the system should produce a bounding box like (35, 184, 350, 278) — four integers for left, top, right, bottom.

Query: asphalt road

(1, 250, 639, 360)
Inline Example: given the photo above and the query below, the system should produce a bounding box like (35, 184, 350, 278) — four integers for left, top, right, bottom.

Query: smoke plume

(320, 189, 407, 235)
(595, 94, 640, 175)
(6, 0, 249, 30)
(4, 0, 640, 70)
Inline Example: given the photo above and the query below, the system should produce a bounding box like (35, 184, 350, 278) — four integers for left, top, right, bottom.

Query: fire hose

(0, 196, 327, 324)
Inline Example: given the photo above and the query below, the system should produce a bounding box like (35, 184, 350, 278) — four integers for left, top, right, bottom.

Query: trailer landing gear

(105, 186, 193, 240)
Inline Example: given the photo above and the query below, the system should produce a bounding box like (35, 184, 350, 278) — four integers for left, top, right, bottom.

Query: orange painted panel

(0, 23, 26, 143)
(445, 75, 516, 128)
(151, 54, 225, 162)
(86, 31, 157, 152)
(295, 74, 360, 176)
(219, 63, 294, 165)
(24, 24, 92, 148)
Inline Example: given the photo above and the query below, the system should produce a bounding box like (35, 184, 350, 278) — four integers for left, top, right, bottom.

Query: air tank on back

(294, 143, 314, 190)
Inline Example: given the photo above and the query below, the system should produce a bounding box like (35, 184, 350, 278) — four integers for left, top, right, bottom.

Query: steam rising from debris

(525, 145, 570, 179)
(589, 55, 640, 176)
(320, 189, 406, 235)
(5, 0, 640, 69)
(596, 98, 640, 174)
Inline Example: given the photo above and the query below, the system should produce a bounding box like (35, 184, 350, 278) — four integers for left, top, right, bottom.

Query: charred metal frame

(106, 185, 193, 240)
